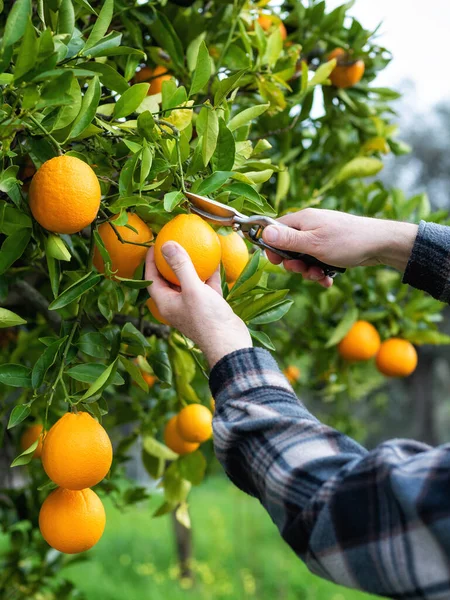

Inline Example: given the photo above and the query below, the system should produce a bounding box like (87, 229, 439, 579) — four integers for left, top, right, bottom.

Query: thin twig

(27, 113, 63, 156)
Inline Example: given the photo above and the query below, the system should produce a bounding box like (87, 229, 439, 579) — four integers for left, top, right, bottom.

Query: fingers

(161, 242, 200, 292)
(206, 266, 223, 296)
(265, 248, 284, 265)
(262, 223, 313, 254)
(283, 259, 333, 288)
(145, 247, 176, 298)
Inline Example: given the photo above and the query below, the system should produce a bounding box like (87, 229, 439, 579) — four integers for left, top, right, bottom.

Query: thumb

(161, 242, 200, 291)
(262, 225, 311, 253)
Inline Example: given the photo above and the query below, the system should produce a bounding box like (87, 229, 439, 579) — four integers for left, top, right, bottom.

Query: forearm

(211, 348, 450, 598)
(374, 219, 419, 272)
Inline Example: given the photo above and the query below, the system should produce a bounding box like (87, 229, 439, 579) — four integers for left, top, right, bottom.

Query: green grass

(63, 476, 380, 600)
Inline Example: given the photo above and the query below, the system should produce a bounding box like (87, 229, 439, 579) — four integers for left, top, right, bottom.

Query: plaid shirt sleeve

(403, 220, 450, 302)
(210, 349, 450, 599)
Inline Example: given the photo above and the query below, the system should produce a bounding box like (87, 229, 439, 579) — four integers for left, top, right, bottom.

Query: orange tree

(1, 0, 450, 596)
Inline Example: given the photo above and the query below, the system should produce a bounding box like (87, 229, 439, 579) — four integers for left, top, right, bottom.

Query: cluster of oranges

(338, 320, 418, 377)
(22, 412, 112, 554)
(164, 403, 213, 455)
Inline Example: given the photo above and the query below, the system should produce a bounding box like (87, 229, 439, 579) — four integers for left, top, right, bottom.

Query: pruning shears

(185, 191, 345, 278)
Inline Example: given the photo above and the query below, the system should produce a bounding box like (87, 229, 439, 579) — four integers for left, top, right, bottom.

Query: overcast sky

(327, 0, 450, 108)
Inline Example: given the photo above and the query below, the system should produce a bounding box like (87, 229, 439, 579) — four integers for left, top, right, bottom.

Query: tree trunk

(409, 349, 437, 445)
(171, 508, 193, 580)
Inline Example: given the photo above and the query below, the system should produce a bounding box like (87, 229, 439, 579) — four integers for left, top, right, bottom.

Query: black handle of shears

(256, 238, 346, 278)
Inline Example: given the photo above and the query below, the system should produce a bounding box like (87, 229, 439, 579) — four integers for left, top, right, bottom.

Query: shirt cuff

(403, 220, 450, 302)
(209, 347, 294, 409)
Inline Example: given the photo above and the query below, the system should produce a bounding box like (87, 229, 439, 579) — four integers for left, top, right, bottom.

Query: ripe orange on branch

(218, 231, 249, 284)
(338, 320, 381, 361)
(20, 424, 45, 458)
(257, 14, 287, 41)
(39, 487, 106, 554)
(41, 411, 112, 490)
(328, 48, 365, 89)
(29, 155, 101, 234)
(93, 213, 153, 279)
(154, 214, 221, 286)
(134, 65, 172, 96)
(284, 365, 300, 384)
(376, 339, 418, 377)
(164, 415, 199, 455)
(177, 403, 213, 443)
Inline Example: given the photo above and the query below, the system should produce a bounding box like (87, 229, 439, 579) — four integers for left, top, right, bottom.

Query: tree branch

(11, 280, 62, 332)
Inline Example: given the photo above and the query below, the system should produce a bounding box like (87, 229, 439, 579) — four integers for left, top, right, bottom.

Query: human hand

(145, 242, 252, 368)
(262, 208, 418, 288)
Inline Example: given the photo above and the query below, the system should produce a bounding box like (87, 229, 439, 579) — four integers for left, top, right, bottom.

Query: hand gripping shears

(185, 192, 345, 278)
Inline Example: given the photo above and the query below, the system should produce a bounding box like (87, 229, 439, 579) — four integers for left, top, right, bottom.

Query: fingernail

(310, 272, 323, 281)
(264, 226, 278, 243)
(162, 242, 177, 258)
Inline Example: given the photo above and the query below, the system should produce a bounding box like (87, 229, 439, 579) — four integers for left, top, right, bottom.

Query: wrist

(202, 323, 253, 369)
(373, 220, 418, 272)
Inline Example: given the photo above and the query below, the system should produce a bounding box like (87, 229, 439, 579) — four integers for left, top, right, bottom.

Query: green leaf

(148, 350, 172, 385)
(214, 70, 245, 107)
(148, 12, 184, 71)
(69, 76, 101, 139)
(237, 289, 289, 322)
(0, 229, 31, 275)
(325, 307, 359, 348)
(140, 144, 152, 190)
(142, 450, 165, 480)
(186, 32, 205, 72)
(14, 18, 38, 81)
(121, 322, 150, 353)
(45, 235, 71, 262)
(336, 157, 384, 184)
(57, 0, 75, 36)
(72, 0, 97, 15)
(78, 61, 128, 94)
(262, 28, 283, 68)
(82, 31, 122, 58)
(119, 356, 148, 391)
(196, 171, 233, 195)
(47, 254, 60, 298)
(115, 277, 153, 289)
(0, 364, 32, 388)
(67, 363, 124, 385)
(49, 272, 102, 310)
(189, 41, 211, 97)
(32, 337, 67, 388)
(178, 451, 206, 485)
(83, 0, 114, 52)
(248, 328, 276, 351)
(249, 299, 294, 325)
(308, 58, 336, 87)
(11, 440, 38, 467)
(164, 469, 191, 504)
(79, 358, 118, 401)
(228, 104, 270, 132)
(77, 332, 110, 359)
(212, 119, 235, 172)
(227, 251, 262, 299)
(114, 83, 149, 119)
(7, 405, 30, 429)
(224, 182, 261, 205)
(0, 308, 26, 328)
(404, 330, 450, 345)
(2, 0, 31, 49)
(143, 436, 178, 460)
(91, 45, 145, 58)
(202, 109, 219, 167)
(164, 190, 185, 213)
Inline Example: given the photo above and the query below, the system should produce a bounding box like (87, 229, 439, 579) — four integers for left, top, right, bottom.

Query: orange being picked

(283, 365, 300, 384)
(328, 48, 365, 89)
(376, 338, 418, 377)
(177, 404, 213, 443)
(93, 213, 153, 279)
(134, 65, 172, 96)
(257, 14, 287, 40)
(154, 214, 221, 286)
(146, 297, 170, 326)
(41, 411, 112, 490)
(338, 320, 380, 361)
(164, 415, 199, 455)
(20, 424, 45, 458)
(29, 155, 101, 234)
(218, 231, 249, 284)
(39, 487, 105, 554)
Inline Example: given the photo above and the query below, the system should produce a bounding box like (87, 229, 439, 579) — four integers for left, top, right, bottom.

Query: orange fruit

(257, 14, 287, 40)
(39, 487, 105, 554)
(177, 404, 213, 443)
(218, 231, 249, 283)
(20, 424, 45, 458)
(328, 48, 365, 89)
(338, 321, 381, 361)
(146, 297, 170, 326)
(154, 214, 221, 286)
(41, 411, 112, 490)
(376, 339, 418, 377)
(164, 415, 199, 455)
(283, 365, 300, 384)
(134, 65, 172, 96)
(29, 155, 101, 234)
(93, 213, 153, 279)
